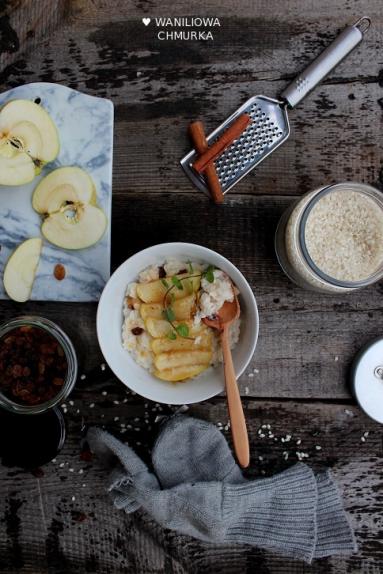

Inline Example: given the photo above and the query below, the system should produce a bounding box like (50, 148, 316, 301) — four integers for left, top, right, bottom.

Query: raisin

(0, 326, 68, 406)
(20, 325, 32, 333)
(131, 327, 144, 336)
(158, 266, 166, 278)
(53, 377, 64, 386)
(126, 296, 139, 310)
(12, 364, 23, 377)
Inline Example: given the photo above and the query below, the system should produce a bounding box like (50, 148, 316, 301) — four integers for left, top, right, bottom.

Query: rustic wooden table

(0, 1, 382, 572)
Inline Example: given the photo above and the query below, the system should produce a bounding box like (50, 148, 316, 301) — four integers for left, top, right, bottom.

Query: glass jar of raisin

(0, 316, 78, 414)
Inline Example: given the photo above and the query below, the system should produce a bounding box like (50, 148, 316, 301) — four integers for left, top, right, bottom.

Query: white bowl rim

(97, 242, 259, 404)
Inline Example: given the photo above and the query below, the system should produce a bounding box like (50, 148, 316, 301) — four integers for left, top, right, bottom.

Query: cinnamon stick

(189, 121, 224, 204)
(192, 113, 251, 174)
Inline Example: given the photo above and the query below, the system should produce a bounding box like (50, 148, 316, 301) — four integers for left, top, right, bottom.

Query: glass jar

(0, 316, 78, 415)
(275, 182, 383, 293)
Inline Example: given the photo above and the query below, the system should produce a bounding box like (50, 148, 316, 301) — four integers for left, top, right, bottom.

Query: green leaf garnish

(188, 261, 194, 273)
(204, 265, 215, 283)
(161, 278, 169, 288)
(167, 331, 177, 340)
(176, 323, 189, 337)
(163, 307, 175, 322)
(171, 276, 184, 290)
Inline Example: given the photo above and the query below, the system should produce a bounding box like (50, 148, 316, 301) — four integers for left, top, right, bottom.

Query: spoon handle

(221, 328, 250, 468)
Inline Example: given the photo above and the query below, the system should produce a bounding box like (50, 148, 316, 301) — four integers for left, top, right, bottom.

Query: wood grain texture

(0, 1, 382, 196)
(0, 0, 68, 69)
(0, 396, 381, 574)
(1, 0, 383, 572)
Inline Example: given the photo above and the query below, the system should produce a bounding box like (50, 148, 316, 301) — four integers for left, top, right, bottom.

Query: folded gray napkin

(87, 415, 357, 563)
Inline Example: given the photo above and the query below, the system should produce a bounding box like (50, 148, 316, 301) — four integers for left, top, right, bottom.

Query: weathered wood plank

(0, 398, 381, 573)
(0, 0, 68, 69)
(1, 2, 382, 197)
(110, 77, 383, 197)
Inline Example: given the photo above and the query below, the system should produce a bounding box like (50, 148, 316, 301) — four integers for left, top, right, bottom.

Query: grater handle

(280, 17, 370, 108)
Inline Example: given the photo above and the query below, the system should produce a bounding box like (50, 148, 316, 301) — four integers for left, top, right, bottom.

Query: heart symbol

(142, 18, 151, 26)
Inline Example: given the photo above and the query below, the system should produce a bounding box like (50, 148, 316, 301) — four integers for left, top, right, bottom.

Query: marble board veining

(0, 82, 113, 302)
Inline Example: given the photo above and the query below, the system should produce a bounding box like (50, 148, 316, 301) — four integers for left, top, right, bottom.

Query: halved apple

(41, 202, 107, 250)
(0, 99, 59, 186)
(33, 167, 107, 250)
(32, 166, 96, 213)
(3, 238, 42, 302)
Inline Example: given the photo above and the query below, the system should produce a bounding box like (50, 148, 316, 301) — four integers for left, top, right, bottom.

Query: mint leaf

(163, 307, 175, 322)
(171, 276, 184, 290)
(204, 265, 215, 283)
(176, 323, 189, 337)
(161, 279, 169, 288)
(167, 331, 177, 340)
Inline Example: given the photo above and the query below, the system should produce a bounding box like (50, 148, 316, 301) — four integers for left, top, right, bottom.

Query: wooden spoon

(203, 294, 250, 468)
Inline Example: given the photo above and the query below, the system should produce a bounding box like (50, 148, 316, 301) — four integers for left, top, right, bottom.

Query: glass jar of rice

(275, 182, 383, 293)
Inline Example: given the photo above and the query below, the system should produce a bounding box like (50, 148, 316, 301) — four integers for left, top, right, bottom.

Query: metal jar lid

(351, 337, 383, 424)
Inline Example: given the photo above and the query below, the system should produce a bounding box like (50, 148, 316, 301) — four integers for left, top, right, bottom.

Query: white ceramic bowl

(97, 243, 259, 404)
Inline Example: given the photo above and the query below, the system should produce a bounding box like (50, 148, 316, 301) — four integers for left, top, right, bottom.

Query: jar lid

(0, 407, 66, 469)
(351, 337, 383, 424)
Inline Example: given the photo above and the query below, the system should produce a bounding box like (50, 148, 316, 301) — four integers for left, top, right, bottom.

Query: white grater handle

(280, 17, 370, 108)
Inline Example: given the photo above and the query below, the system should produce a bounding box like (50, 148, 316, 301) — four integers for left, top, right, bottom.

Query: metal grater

(181, 17, 370, 196)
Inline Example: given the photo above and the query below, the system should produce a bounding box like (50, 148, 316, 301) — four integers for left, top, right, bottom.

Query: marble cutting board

(0, 82, 113, 302)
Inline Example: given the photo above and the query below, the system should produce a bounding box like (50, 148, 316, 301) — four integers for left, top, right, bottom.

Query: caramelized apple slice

(154, 363, 209, 382)
(154, 349, 212, 371)
(136, 275, 201, 304)
(140, 294, 196, 321)
(145, 318, 206, 339)
(151, 332, 212, 354)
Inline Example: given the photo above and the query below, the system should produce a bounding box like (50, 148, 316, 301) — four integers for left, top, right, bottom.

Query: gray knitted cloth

(87, 415, 357, 563)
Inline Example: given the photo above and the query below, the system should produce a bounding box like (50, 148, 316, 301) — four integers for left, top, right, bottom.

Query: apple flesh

(41, 203, 107, 250)
(32, 166, 96, 213)
(0, 99, 59, 186)
(33, 167, 107, 250)
(3, 238, 42, 302)
(0, 142, 36, 186)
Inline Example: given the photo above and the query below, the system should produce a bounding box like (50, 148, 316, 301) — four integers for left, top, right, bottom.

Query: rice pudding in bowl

(122, 259, 240, 382)
(97, 243, 258, 404)
(275, 182, 383, 293)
